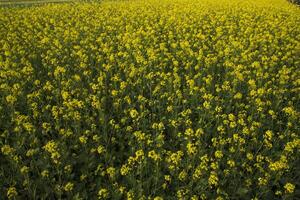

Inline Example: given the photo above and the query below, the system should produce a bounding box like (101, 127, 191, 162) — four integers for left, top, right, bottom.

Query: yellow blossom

(284, 183, 295, 194)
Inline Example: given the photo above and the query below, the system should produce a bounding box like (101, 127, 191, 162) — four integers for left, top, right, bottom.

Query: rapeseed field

(0, 0, 299, 199)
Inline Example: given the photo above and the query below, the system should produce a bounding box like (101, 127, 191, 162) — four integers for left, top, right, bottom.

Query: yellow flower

(20, 166, 29, 174)
(1, 145, 13, 155)
(186, 142, 197, 155)
(208, 172, 219, 186)
(43, 140, 60, 163)
(80, 174, 87, 181)
(176, 189, 188, 199)
(53, 66, 66, 77)
(168, 151, 184, 166)
(64, 165, 72, 173)
(43, 140, 58, 153)
(184, 128, 194, 137)
(258, 177, 267, 186)
(178, 170, 187, 181)
(228, 114, 235, 121)
(164, 175, 171, 182)
(7, 187, 18, 199)
(41, 170, 49, 178)
(79, 136, 88, 144)
(203, 101, 211, 109)
(97, 145, 105, 154)
(64, 182, 74, 192)
(269, 156, 288, 171)
(191, 195, 199, 200)
(264, 130, 273, 140)
(106, 167, 116, 179)
(234, 92, 242, 99)
(227, 160, 235, 168)
(214, 150, 223, 159)
(6, 95, 17, 105)
(120, 164, 130, 176)
(135, 149, 144, 160)
(284, 183, 295, 194)
(98, 188, 109, 199)
(127, 191, 134, 200)
(148, 150, 161, 161)
(129, 109, 138, 118)
(244, 153, 252, 162)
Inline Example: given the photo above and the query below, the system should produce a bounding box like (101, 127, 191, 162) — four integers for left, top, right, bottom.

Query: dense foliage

(288, 0, 300, 5)
(0, 0, 299, 199)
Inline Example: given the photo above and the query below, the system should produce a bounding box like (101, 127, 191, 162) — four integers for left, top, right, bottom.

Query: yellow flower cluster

(43, 140, 61, 164)
(0, 0, 299, 199)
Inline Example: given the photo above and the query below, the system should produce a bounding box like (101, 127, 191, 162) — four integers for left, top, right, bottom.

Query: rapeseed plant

(0, 0, 299, 199)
